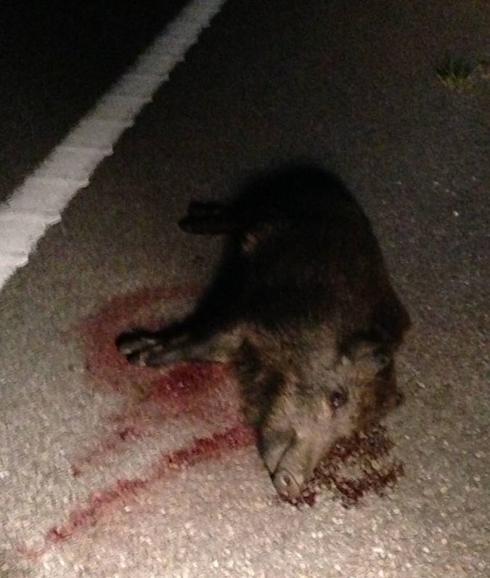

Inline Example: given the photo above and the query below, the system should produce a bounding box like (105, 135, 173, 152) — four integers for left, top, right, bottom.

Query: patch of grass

(436, 54, 475, 90)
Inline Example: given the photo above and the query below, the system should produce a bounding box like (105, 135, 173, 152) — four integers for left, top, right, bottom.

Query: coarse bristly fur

(117, 163, 411, 499)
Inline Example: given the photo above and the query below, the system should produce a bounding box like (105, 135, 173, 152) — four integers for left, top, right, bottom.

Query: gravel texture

(0, 0, 488, 576)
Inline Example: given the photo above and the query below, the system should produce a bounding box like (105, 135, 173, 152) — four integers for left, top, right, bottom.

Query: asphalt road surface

(0, 1, 489, 576)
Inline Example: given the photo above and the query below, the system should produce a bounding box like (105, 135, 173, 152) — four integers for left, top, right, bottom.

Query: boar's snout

(259, 399, 336, 500)
(261, 425, 331, 500)
(272, 468, 304, 499)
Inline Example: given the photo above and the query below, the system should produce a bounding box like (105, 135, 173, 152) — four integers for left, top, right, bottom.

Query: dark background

(0, 1, 187, 202)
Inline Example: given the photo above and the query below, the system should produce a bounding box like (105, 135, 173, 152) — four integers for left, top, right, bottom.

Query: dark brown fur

(117, 165, 410, 499)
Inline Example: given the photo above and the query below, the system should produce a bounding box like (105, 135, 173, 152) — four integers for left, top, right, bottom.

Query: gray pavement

(0, 0, 489, 576)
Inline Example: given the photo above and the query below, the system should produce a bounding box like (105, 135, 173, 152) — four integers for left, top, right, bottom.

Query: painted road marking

(0, 0, 227, 290)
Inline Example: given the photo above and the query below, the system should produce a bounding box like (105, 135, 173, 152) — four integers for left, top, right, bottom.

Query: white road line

(0, 0, 227, 289)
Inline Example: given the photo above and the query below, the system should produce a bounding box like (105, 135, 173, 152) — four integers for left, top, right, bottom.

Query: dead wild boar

(116, 164, 411, 500)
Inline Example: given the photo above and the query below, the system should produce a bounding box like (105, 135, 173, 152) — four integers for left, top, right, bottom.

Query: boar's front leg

(116, 199, 248, 367)
(117, 278, 243, 368)
(116, 318, 202, 367)
(116, 311, 242, 368)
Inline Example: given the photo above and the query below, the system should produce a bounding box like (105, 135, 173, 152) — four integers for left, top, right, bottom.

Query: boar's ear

(340, 336, 392, 379)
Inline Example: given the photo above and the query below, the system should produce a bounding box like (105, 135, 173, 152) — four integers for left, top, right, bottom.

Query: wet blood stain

(40, 286, 256, 547)
(48, 425, 255, 543)
(38, 285, 403, 550)
(282, 426, 404, 508)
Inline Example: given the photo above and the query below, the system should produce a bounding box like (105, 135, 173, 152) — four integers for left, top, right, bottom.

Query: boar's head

(238, 330, 403, 500)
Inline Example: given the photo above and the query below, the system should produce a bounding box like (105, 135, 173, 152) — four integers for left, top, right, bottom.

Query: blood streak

(48, 425, 255, 542)
(42, 287, 255, 545)
(71, 360, 235, 473)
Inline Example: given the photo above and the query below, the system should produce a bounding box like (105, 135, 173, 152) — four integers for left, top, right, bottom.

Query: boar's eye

(329, 389, 348, 409)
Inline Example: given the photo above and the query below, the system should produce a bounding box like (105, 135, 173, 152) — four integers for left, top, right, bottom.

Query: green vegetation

(436, 54, 475, 90)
